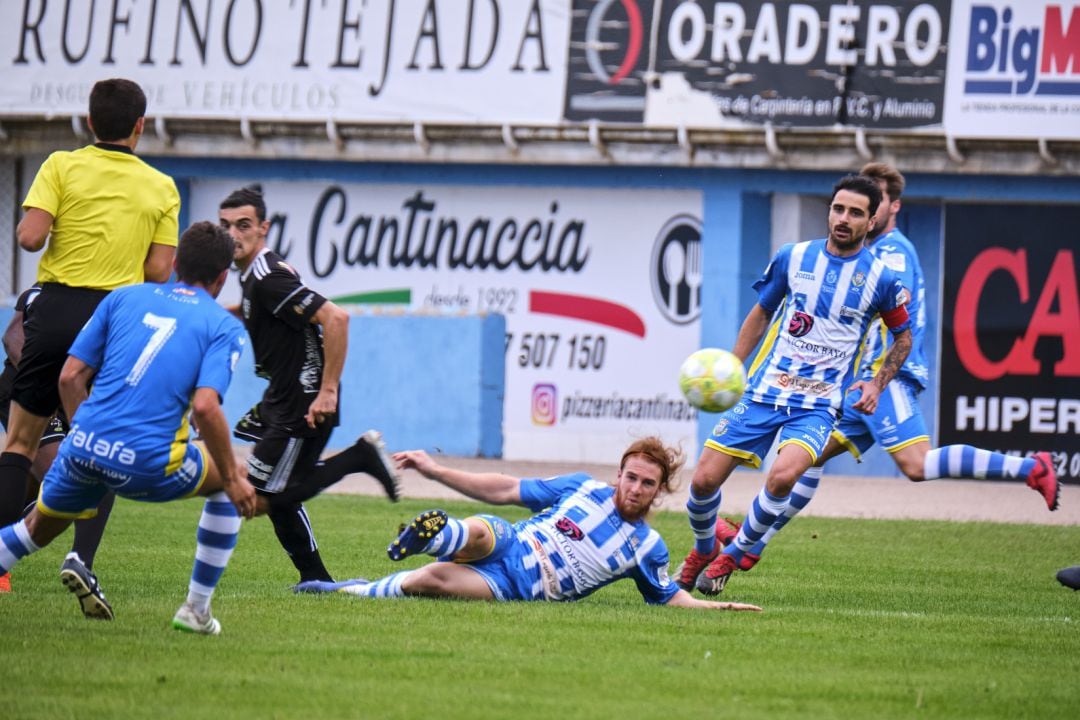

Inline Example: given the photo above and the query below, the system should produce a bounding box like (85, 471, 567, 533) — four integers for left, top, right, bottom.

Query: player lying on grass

(296, 437, 761, 612)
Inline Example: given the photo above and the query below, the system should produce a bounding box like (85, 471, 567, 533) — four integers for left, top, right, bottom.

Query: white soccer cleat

(360, 429, 401, 502)
(172, 602, 222, 636)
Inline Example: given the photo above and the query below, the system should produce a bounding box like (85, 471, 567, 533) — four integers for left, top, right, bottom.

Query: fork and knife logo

(650, 214, 703, 324)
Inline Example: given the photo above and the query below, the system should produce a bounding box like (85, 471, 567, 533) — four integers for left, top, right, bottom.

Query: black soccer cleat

(60, 553, 114, 621)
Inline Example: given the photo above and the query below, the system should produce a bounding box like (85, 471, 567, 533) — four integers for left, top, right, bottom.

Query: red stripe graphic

(529, 291, 646, 338)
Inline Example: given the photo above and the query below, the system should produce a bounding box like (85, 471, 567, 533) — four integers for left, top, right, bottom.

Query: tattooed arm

(850, 328, 912, 415)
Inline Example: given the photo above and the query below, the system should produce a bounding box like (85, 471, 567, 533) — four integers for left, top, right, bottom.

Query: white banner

(0, 0, 568, 124)
(187, 179, 704, 463)
(943, 0, 1080, 139)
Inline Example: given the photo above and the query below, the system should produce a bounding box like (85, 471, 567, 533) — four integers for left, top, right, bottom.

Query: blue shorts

(38, 441, 208, 520)
(833, 378, 929, 459)
(456, 515, 541, 602)
(704, 399, 836, 468)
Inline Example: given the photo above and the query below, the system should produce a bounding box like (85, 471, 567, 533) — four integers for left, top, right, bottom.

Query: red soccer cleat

(1028, 452, 1060, 511)
(696, 553, 737, 596)
(715, 517, 741, 546)
(738, 553, 761, 571)
(0, 571, 10, 593)
(674, 547, 719, 591)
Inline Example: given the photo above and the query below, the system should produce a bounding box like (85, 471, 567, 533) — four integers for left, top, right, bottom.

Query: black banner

(565, 0, 949, 129)
(940, 203, 1080, 482)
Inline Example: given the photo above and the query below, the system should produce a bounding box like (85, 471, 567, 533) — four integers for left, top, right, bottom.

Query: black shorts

(0, 363, 68, 445)
(11, 284, 109, 417)
(246, 423, 333, 496)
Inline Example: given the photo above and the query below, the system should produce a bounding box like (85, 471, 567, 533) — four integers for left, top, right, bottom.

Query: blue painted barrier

(0, 307, 506, 458)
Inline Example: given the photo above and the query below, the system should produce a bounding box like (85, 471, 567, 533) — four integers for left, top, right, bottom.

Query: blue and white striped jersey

(747, 239, 910, 411)
(514, 473, 678, 605)
(858, 229, 929, 390)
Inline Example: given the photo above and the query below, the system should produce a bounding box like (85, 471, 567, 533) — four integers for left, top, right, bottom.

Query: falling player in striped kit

(0, 222, 257, 634)
(725, 163, 1059, 573)
(677, 174, 914, 597)
(295, 438, 760, 612)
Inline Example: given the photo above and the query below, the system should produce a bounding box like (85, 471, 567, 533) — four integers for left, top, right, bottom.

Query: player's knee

(455, 518, 492, 561)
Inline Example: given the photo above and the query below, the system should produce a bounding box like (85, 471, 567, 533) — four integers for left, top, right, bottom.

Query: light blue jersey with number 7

(66, 282, 246, 476)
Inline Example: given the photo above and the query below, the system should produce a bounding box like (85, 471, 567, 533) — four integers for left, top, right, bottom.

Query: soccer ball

(678, 348, 746, 413)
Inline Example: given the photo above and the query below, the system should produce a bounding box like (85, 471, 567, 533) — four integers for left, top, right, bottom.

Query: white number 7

(126, 312, 177, 386)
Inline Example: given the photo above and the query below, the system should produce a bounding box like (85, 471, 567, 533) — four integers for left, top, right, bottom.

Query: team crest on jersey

(555, 517, 584, 541)
(712, 419, 730, 436)
(851, 271, 866, 287)
(825, 269, 839, 285)
(788, 311, 814, 337)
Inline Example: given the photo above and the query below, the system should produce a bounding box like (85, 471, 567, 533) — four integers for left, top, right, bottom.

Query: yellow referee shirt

(22, 144, 179, 290)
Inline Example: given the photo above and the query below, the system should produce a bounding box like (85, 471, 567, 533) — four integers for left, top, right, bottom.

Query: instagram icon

(531, 383, 557, 425)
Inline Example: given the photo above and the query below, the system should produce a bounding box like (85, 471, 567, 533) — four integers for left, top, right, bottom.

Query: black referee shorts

(11, 283, 109, 418)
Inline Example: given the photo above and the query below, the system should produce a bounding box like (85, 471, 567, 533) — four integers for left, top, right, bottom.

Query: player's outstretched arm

(393, 449, 522, 505)
(665, 588, 762, 612)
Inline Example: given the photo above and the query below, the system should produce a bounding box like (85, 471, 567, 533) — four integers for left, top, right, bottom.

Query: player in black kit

(220, 186, 399, 587)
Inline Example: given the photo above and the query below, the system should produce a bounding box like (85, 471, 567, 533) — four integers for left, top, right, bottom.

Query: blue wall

(0, 307, 506, 458)
(224, 313, 506, 457)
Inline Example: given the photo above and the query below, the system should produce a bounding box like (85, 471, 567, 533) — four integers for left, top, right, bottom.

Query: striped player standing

(729, 163, 1059, 573)
(677, 174, 913, 597)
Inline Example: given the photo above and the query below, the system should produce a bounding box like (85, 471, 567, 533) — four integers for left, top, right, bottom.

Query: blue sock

(687, 487, 722, 555)
(0, 520, 40, 573)
(424, 518, 469, 560)
(923, 445, 1032, 481)
(187, 492, 241, 614)
(750, 467, 822, 555)
(729, 488, 788, 560)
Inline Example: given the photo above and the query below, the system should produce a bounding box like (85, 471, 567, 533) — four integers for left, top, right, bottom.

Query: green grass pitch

(2, 494, 1077, 719)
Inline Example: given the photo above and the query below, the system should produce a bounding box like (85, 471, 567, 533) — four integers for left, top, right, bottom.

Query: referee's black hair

(220, 185, 267, 222)
(176, 221, 234, 286)
(832, 174, 882, 218)
(89, 79, 147, 142)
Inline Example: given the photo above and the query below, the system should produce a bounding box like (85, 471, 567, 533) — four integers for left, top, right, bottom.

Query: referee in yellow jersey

(0, 79, 179, 615)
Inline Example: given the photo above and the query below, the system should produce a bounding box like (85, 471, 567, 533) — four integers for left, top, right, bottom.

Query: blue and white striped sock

(729, 487, 788, 560)
(0, 520, 40, 573)
(187, 492, 242, 614)
(340, 571, 411, 598)
(424, 518, 469, 560)
(750, 467, 822, 555)
(923, 445, 1033, 481)
(688, 487, 723, 555)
